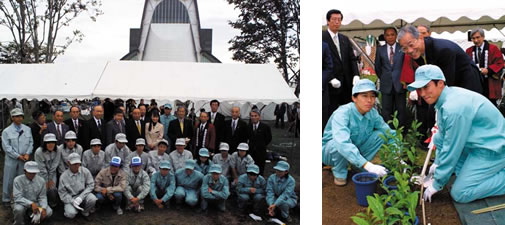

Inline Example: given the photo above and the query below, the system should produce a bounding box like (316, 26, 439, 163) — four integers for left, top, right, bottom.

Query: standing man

(274, 103, 287, 129)
(224, 106, 248, 154)
(58, 153, 96, 219)
(105, 108, 126, 146)
(322, 9, 360, 113)
(247, 109, 272, 176)
(407, 65, 505, 203)
(466, 28, 504, 106)
(64, 106, 87, 148)
(2, 108, 33, 207)
(160, 104, 176, 142)
(168, 106, 193, 150)
(375, 27, 406, 128)
(193, 111, 216, 155)
(398, 24, 483, 94)
(125, 108, 146, 151)
(42, 110, 69, 146)
(12, 161, 52, 224)
(83, 105, 105, 150)
(323, 42, 334, 128)
(209, 100, 225, 151)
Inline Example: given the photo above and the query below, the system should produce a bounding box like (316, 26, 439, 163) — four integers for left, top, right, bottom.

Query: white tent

(322, 0, 505, 38)
(0, 61, 297, 120)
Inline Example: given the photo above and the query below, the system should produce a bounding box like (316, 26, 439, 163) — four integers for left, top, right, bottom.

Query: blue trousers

(174, 187, 198, 207)
(95, 192, 122, 209)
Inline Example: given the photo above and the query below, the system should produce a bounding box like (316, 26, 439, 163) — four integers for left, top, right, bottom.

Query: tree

(0, 0, 103, 63)
(226, 0, 299, 88)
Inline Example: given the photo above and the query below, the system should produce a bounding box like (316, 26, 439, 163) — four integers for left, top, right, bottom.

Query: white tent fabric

(1, 61, 297, 107)
(322, 1, 505, 38)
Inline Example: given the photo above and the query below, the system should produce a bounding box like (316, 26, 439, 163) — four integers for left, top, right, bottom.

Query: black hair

(353, 92, 377, 98)
(149, 110, 160, 132)
(384, 27, 397, 34)
(326, 9, 343, 21)
(53, 109, 64, 116)
(210, 99, 220, 106)
(113, 108, 123, 116)
(196, 154, 210, 166)
(431, 79, 446, 86)
(32, 110, 44, 121)
(42, 141, 57, 152)
(247, 172, 258, 176)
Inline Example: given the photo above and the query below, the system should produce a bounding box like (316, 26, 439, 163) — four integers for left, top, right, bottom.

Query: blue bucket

(383, 176, 398, 190)
(352, 172, 379, 206)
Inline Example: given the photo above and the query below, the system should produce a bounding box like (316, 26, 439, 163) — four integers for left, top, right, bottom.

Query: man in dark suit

(247, 110, 272, 176)
(82, 105, 105, 150)
(224, 106, 248, 155)
(105, 108, 126, 145)
(398, 24, 483, 94)
(322, 42, 333, 129)
(125, 108, 146, 150)
(64, 106, 87, 148)
(375, 27, 406, 128)
(322, 9, 360, 113)
(274, 103, 287, 129)
(167, 106, 193, 150)
(42, 110, 69, 146)
(209, 100, 225, 152)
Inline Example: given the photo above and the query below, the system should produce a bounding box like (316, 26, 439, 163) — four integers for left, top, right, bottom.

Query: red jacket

(466, 42, 504, 99)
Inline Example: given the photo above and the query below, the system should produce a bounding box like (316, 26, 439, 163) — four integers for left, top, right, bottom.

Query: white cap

(43, 133, 57, 142)
(219, 143, 229, 151)
(135, 138, 146, 146)
(10, 108, 24, 117)
(175, 138, 186, 146)
(65, 131, 77, 140)
(115, 133, 128, 143)
(24, 161, 40, 173)
(90, 138, 102, 146)
(68, 153, 81, 164)
(237, 143, 249, 151)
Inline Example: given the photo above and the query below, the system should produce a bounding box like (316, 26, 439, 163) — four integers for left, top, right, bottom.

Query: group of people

(323, 8, 505, 204)
(1, 99, 298, 224)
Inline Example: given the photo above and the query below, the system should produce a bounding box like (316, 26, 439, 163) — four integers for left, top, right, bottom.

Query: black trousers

(381, 89, 407, 129)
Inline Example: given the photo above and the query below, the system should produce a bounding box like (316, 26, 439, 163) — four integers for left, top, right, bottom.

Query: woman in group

(34, 133, 61, 207)
(146, 110, 164, 150)
(195, 148, 212, 175)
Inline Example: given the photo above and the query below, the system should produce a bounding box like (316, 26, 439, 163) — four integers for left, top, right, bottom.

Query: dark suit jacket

(105, 119, 126, 145)
(224, 119, 248, 154)
(375, 43, 405, 94)
(322, 30, 360, 104)
(192, 122, 216, 153)
(167, 118, 194, 150)
(64, 118, 87, 147)
(125, 118, 146, 150)
(82, 117, 105, 150)
(29, 122, 42, 150)
(247, 122, 272, 174)
(419, 37, 483, 94)
(209, 111, 225, 145)
(42, 121, 69, 146)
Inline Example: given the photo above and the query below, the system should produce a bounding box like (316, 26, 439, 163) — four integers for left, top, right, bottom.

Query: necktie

(200, 124, 204, 131)
(74, 120, 78, 134)
(117, 121, 123, 133)
(97, 120, 102, 132)
(136, 121, 141, 134)
(390, 46, 394, 65)
(211, 113, 215, 124)
(253, 124, 257, 132)
(333, 35, 341, 59)
(232, 120, 236, 135)
(179, 120, 184, 133)
(57, 124, 62, 140)
(477, 47, 482, 64)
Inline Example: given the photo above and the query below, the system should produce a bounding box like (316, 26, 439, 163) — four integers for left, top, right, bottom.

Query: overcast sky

(0, 0, 241, 64)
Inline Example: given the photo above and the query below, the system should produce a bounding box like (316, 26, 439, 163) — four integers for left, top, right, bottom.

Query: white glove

(352, 76, 360, 85)
(409, 91, 418, 101)
(428, 163, 438, 176)
(363, 162, 388, 177)
(330, 78, 341, 88)
(73, 197, 84, 211)
(30, 208, 42, 224)
(423, 184, 438, 202)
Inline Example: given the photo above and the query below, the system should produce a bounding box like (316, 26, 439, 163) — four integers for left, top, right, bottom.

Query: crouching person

(174, 159, 203, 209)
(150, 160, 176, 209)
(200, 164, 230, 212)
(12, 161, 52, 225)
(58, 153, 96, 219)
(124, 156, 150, 212)
(266, 161, 297, 222)
(94, 156, 126, 215)
(237, 164, 266, 215)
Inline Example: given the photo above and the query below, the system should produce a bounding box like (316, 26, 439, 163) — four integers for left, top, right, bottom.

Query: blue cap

(131, 156, 142, 166)
(184, 159, 196, 170)
(407, 65, 446, 91)
(209, 164, 222, 174)
(110, 156, 121, 167)
(352, 79, 379, 96)
(246, 164, 260, 174)
(159, 160, 171, 169)
(164, 103, 172, 109)
(273, 161, 290, 171)
(199, 148, 210, 157)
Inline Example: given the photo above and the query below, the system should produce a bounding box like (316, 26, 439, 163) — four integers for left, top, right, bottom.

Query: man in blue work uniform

(322, 79, 392, 186)
(266, 161, 297, 222)
(2, 108, 33, 207)
(407, 65, 505, 203)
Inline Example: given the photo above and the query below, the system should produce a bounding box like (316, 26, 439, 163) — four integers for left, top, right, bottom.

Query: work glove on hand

(73, 197, 84, 211)
(330, 78, 341, 88)
(409, 91, 418, 101)
(423, 184, 438, 202)
(428, 163, 438, 177)
(352, 76, 360, 86)
(30, 208, 42, 224)
(364, 162, 388, 177)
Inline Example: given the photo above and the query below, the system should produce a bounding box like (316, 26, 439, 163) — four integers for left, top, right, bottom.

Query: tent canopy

(0, 61, 298, 105)
(322, 1, 505, 38)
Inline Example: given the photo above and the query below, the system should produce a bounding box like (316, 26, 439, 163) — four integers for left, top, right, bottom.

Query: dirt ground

(0, 121, 300, 225)
(322, 168, 461, 225)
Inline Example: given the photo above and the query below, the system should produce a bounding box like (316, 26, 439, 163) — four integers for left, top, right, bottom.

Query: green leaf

(385, 207, 403, 216)
(351, 216, 371, 225)
(367, 195, 385, 221)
